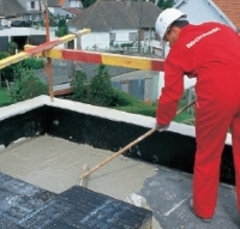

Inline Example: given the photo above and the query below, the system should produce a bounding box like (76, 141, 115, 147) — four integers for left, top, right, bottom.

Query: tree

(157, 0, 174, 10)
(8, 42, 18, 55)
(19, 58, 44, 70)
(71, 65, 115, 107)
(55, 18, 69, 37)
(0, 52, 44, 89)
(82, 0, 96, 8)
(71, 70, 90, 103)
(10, 67, 48, 102)
(0, 52, 19, 87)
(88, 65, 115, 106)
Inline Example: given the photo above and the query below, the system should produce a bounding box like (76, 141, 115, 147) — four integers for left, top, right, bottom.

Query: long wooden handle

(80, 100, 195, 179)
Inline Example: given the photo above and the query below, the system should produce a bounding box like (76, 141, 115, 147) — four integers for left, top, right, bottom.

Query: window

(31, 1, 35, 9)
(110, 32, 116, 42)
(129, 32, 137, 41)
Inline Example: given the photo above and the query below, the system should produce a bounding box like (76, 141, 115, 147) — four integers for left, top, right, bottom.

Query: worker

(155, 8, 240, 222)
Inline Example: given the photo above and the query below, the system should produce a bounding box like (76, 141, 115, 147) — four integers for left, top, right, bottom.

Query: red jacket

(156, 22, 240, 125)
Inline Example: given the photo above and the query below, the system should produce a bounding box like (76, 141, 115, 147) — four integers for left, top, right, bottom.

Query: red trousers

(193, 67, 240, 218)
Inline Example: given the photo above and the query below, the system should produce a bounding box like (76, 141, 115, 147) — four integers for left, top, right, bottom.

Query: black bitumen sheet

(0, 172, 56, 228)
(0, 172, 152, 229)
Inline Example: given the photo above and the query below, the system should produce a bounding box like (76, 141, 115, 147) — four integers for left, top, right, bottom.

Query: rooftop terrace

(0, 95, 238, 229)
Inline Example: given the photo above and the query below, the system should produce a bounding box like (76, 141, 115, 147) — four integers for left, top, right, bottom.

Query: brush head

(79, 164, 90, 187)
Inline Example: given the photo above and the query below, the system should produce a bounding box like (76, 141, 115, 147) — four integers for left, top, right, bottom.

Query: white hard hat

(155, 8, 187, 40)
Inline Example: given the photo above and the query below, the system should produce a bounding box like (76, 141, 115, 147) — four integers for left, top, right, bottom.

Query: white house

(67, 0, 161, 50)
(0, 0, 27, 27)
(48, 0, 82, 18)
(17, 0, 43, 21)
(0, 0, 81, 51)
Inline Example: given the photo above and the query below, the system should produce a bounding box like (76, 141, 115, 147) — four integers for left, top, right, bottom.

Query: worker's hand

(155, 123, 169, 132)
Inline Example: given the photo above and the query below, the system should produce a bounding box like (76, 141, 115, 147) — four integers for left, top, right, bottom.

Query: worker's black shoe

(189, 199, 212, 223)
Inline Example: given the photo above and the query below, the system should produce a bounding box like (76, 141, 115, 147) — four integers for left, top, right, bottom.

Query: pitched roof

(48, 0, 62, 7)
(48, 0, 82, 7)
(59, 0, 65, 7)
(212, 0, 240, 30)
(68, 0, 161, 31)
(0, 0, 27, 18)
(63, 7, 82, 15)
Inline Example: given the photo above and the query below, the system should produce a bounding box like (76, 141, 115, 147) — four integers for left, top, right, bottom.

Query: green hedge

(110, 88, 156, 117)
(70, 65, 194, 125)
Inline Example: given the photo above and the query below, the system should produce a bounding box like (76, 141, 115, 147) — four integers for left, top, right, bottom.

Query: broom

(79, 100, 195, 187)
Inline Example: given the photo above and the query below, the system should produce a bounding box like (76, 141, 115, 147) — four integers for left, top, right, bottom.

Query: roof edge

(174, 0, 188, 8)
(0, 95, 232, 145)
(207, 0, 236, 30)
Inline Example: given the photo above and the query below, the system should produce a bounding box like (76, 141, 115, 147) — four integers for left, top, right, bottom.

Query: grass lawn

(175, 98, 195, 125)
(113, 93, 195, 126)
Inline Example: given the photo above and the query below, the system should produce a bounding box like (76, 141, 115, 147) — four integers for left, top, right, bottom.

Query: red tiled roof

(59, 0, 65, 7)
(212, 0, 240, 30)
(63, 7, 81, 15)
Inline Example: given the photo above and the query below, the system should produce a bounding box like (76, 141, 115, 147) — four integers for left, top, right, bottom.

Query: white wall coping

(0, 95, 232, 146)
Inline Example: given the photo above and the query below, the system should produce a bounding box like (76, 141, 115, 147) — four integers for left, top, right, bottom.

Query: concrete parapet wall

(0, 95, 234, 185)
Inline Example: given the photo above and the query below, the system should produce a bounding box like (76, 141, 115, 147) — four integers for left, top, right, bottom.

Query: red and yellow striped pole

(24, 46, 165, 72)
(0, 28, 91, 71)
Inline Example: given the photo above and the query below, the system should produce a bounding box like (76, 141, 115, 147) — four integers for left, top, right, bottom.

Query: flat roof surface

(0, 135, 239, 229)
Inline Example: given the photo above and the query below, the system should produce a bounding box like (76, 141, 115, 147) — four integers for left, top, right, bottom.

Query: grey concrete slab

(0, 135, 239, 229)
(141, 167, 240, 229)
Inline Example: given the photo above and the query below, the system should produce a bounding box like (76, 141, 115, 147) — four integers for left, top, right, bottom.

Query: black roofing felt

(68, 0, 161, 31)
(0, 173, 152, 228)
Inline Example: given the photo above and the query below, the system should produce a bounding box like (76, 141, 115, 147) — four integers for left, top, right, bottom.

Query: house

(48, 0, 82, 18)
(17, 0, 43, 21)
(16, 0, 82, 21)
(211, 0, 240, 32)
(67, 0, 161, 51)
(0, 0, 70, 52)
(0, 0, 27, 27)
(62, 7, 81, 18)
(175, 0, 240, 32)
(0, 0, 32, 51)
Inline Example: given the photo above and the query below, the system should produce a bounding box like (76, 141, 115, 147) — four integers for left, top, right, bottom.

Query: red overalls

(156, 22, 240, 218)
